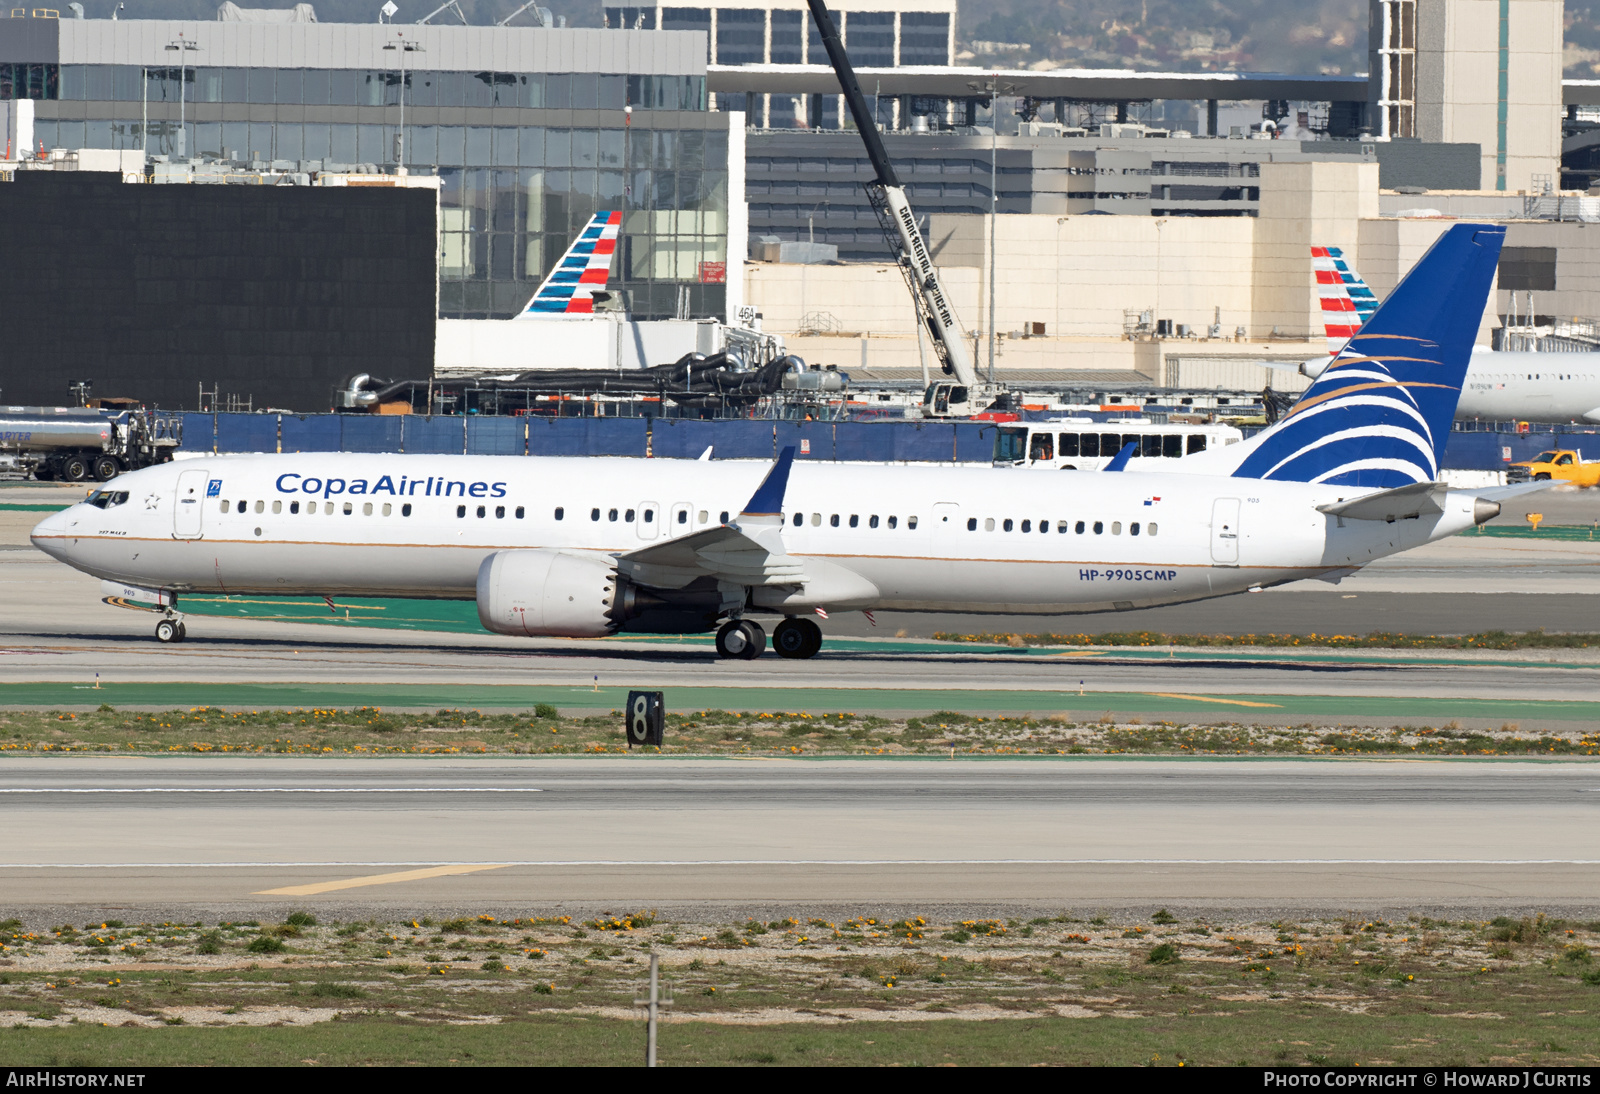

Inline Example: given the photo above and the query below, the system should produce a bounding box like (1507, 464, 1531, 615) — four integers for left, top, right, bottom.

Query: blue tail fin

(1233, 223, 1504, 488)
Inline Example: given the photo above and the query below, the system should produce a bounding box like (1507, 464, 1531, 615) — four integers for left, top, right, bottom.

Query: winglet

(1103, 441, 1138, 472)
(740, 446, 796, 518)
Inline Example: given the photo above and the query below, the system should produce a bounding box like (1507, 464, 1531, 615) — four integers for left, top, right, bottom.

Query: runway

(2, 756, 1597, 914)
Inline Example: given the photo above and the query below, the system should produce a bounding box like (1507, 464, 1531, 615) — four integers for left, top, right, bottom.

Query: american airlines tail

(1313, 244, 1380, 353)
(1165, 223, 1506, 487)
(516, 210, 623, 317)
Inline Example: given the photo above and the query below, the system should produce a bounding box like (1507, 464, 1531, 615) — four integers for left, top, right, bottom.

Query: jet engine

(476, 549, 650, 638)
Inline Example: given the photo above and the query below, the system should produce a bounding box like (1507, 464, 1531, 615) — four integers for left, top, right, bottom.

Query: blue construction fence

(176, 412, 1600, 471)
(177, 413, 1000, 463)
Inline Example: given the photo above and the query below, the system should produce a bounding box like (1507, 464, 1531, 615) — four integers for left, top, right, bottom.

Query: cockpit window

(85, 490, 129, 509)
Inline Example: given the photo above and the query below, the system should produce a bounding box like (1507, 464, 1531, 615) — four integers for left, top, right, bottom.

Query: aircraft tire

(774, 617, 822, 659)
(175, 622, 187, 642)
(155, 619, 178, 643)
(715, 620, 748, 659)
(736, 620, 766, 660)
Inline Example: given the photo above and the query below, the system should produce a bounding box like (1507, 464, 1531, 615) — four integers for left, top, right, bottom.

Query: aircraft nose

(30, 508, 75, 561)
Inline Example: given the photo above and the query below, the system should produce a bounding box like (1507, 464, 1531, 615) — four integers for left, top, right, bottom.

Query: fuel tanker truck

(0, 407, 180, 481)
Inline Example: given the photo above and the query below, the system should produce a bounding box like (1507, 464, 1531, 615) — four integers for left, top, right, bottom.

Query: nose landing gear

(772, 617, 823, 659)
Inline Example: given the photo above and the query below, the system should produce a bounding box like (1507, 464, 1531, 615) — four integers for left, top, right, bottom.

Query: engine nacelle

(477, 549, 636, 638)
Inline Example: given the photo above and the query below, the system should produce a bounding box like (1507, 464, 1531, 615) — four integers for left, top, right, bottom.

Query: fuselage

(1457, 348, 1600, 423)
(31, 453, 1484, 622)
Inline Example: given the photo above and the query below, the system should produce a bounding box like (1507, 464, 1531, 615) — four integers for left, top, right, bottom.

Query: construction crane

(804, 0, 1008, 419)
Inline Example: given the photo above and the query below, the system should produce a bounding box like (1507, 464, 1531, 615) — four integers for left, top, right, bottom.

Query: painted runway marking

(5, 858, 1600, 869)
(254, 863, 513, 896)
(1146, 693, 1283, 708)
(0, 788, 542, 794)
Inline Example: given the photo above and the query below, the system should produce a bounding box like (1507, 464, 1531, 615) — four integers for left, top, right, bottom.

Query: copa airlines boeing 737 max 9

(33, 224, 1517, 660)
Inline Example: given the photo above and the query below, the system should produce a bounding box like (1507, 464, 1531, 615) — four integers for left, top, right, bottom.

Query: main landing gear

(772, 617, 822, 660)
(715, 619, 765, 660)
(154, 616, 187, 643)
(715, 616, 825, 660)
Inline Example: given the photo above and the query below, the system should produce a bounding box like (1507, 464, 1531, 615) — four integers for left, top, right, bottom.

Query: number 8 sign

(625, 691, 665, 748)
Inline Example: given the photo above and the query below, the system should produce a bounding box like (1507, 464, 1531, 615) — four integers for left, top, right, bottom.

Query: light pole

(164, 35, 198, 161)
(383, 35, 423, 175)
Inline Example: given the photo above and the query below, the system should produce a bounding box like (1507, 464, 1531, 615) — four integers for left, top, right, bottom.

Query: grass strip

(1, 911, 1597, 1066)
(2, 705, 1597, 757)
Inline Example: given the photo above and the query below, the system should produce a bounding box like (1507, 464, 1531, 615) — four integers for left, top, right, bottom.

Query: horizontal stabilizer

(1316, 481, 1446, 522)
(1473, 481, 1557, 502)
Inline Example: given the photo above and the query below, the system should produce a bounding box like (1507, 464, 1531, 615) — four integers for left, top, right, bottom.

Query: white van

(993, 419, 1243, 470)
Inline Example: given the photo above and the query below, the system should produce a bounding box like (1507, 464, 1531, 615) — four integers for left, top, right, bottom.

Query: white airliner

(1309, 243, 1600, 424)
(33, 224, 1523, 659)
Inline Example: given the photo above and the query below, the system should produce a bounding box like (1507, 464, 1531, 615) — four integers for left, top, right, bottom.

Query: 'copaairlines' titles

(272, 473, 509, 500)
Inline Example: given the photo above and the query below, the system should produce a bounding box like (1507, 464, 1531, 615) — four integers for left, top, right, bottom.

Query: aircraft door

(173, 469, 210, 540)
(636, 501, 659, 540)
(931, 502, 961, 543)
(1210, 498, 1240, 564)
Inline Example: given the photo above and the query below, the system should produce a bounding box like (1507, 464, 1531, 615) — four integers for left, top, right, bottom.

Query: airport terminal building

(0, 17, 733, 321)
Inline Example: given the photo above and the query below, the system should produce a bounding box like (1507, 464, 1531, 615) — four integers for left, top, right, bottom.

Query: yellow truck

(1506, 449, 1600, 486)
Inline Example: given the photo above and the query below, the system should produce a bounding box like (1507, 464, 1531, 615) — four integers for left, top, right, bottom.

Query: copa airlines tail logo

(1234, 335, 1446, 488)
(1313, 245, 1380, 354)
(520, 211, 622, 317)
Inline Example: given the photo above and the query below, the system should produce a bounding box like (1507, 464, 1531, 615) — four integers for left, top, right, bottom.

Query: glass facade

(12, 64, 723, 321)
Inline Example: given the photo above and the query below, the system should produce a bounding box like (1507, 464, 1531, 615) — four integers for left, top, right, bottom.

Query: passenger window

(382, 503, 392, 516)
(235, 499, 244, 512)
(1162, 435, 1182, 458)
(254, 500, 265, 514)
(643, 509, 654, 523)
(1021, 519, 1031, 532)
(1075, 521, 1085, 534)
(1038, 519, 1048, 533)
(1131, 522, 1140, 536)
(626, 509, 635, 521)
(1079, 435, 1099, 458)
(869, 515, 879, 528)
(343, 502, 353, 515)
(363, 502, 373, 516)
(1057, 520, 1068, 533)
(1101, 434, 1121, 455)
(793, 513, 803, 526)
(1112, 521, 1122, 534)
(984, 518, 995, 531)
(720, 511, 729, 523)
(1029, 433, 1054, 462)
(324, 502, 334, 515)
(515, 506, 525, 519)
(849, 515, 859, 528)
(1003, 519, 1014, 532)
(477, 505, 486, 518)
(967, 518, 977, 530)
(221, 500, 231, 513)
(888, 516, 897, 528)
(1187, 435, 1207, 454)
(1094, 521, 1104, 534)
(495, 505, 505, 518)
(1141, 435, 1161, 458)
(555, 507, 565, 520)
(402, 503, 412, 517)
(1059, 433, 1079, 458)
(290, 501, 300, 514)
(457, 505, 466, 518)
(698, 510, 708, 523)
(591, 508, 601, 521)
(907, 516, 918, 529)
(1148, 522, 1157, 535)
(272, 500, 282, 514)
(677, 510, 688, 524)
(811, 513, 821, 526)
(609, 508, 619, 521)
(829, 514, 840, 527)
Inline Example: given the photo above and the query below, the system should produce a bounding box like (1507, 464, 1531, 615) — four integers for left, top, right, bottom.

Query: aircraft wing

(616, 448, 803, 589)
(1473, 480, 1557, 502)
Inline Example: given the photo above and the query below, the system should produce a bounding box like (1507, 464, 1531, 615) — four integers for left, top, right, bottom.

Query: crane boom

(803, 0, 980, 392)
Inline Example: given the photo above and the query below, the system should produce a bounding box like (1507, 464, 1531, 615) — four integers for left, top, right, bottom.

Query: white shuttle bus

(993, 421, 1244, 471)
